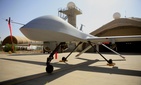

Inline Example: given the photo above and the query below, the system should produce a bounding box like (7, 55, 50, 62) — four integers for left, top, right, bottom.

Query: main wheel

(62, 57, 66, 61)
(46, 65, 53, 73)
(107, 59, 115, 66)
(108, 59, 113, 64)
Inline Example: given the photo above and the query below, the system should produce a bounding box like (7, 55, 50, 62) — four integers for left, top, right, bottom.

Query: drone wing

(87, 35, 141, 44)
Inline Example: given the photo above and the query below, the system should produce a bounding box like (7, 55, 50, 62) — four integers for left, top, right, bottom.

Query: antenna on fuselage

(80, 24, 85, 31)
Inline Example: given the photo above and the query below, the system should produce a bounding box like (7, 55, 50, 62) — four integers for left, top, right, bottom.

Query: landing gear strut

(60, 42, 82, 62)
(88, 41, 115, 66)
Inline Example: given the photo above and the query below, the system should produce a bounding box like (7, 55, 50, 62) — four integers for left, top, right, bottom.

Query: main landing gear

(46, 42, 82, 73)
(88, 41, 115, 66)
(46, 41, 117, 73)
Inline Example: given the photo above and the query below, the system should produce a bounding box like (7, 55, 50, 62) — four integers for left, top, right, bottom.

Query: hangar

(2, 36, 43, 51)
(2, 36, 42, 46)
(90, 17, 141, 52)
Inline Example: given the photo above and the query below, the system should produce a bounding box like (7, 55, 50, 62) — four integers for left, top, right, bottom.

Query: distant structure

(113, 12, 121, 19)
(58, 2, 82, 27)
(2, 36, 43, 51)
(2, 36, 43, 46)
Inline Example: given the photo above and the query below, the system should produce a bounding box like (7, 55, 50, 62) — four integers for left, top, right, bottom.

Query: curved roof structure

(2, 36, 43, 45)
(90, 17, 141, 36)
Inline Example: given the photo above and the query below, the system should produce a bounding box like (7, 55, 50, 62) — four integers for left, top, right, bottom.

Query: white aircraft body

(20, 15, 141, 73)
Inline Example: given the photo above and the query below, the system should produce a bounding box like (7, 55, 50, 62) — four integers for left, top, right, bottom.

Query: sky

(0, 0, 141, 40)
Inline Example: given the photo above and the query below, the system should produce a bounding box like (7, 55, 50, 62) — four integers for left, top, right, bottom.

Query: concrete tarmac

(0, 52, 141, 85)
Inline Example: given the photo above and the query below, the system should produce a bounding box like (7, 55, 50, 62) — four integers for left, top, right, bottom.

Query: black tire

(46, 65, 53, 73)
(62, 57, 66, 61)
(108, 59, 113, 64)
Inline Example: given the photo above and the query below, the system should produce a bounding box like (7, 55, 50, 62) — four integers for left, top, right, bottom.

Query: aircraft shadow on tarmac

(0, 57, 141, 85)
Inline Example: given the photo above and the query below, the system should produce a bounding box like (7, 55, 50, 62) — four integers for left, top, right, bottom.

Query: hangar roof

(90, 17, 141, 36)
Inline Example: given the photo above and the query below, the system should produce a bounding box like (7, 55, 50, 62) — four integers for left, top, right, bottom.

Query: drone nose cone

(20, 15, 75, 41)
(20, 15, 67, 31)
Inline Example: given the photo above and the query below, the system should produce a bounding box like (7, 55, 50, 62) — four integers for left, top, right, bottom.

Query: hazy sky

(0, 0, 141, 40)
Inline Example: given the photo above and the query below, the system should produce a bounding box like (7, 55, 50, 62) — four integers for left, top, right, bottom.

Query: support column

(96, 44, 99, 52)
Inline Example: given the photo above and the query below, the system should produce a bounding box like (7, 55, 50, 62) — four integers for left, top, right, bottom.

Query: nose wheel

(46, 64, 53, 73)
